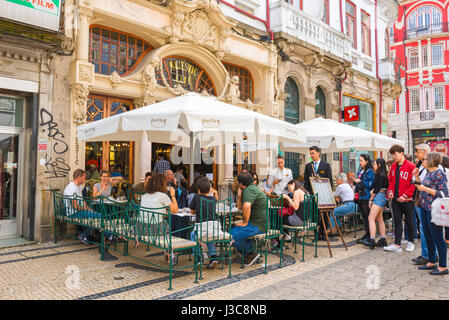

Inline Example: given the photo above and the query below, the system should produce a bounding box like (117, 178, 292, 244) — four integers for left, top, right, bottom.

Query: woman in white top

(92, 170, 112, 198)
(137, 173, 177, 242)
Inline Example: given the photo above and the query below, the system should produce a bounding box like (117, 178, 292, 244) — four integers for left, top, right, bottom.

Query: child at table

(189, 176, 223, 269)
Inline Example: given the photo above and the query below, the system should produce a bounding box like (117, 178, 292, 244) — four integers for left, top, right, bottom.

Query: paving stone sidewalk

(237, 242, 449, 300)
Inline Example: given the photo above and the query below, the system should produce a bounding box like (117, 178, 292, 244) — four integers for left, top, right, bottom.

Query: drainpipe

(339, 72, 348, 173)
(218, 0, 273, 40)
(375, 0, 383, 158)
(338, 0, 346, 173)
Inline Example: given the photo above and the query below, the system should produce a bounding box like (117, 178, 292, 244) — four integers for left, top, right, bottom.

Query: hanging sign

(344, 105, 360, 122)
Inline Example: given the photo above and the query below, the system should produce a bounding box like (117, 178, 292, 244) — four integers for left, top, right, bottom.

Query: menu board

(309, 177, 336, 209)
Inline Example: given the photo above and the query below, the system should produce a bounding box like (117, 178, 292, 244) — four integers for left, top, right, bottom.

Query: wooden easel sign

(309, 177, 336, 209)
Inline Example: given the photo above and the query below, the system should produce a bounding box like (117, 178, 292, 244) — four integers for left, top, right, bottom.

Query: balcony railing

(270, 1, 351, 62)
(406, 22, 448, 40)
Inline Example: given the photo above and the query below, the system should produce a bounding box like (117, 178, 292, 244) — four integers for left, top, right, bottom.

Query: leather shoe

(418, 264, 438, 270)
(430, 268, 449, 275)
(412, 256, 429, 265)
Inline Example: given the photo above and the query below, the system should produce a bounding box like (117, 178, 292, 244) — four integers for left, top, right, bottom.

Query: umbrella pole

(190, 132, 194, 186)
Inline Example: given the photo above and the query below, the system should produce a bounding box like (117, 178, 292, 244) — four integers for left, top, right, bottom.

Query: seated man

(133, 172, 152, 193)
(189, 176, 222, 269)
(64, 169, 114, 245)
(232, 171, 267, 267)
(330, 173, 357, 229)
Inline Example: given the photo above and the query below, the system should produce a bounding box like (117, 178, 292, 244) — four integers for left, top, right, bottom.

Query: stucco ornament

(183, 10, 217, 46)
(225, 75, 241, 105)
(164, 10, 185, 43)
(71, 83, 90, 125)
(142, 56, 160, 103)
(109, 71, 123, 89)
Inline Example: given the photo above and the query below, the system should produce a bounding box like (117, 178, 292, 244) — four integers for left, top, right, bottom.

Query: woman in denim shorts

(362, 158, 389, 249)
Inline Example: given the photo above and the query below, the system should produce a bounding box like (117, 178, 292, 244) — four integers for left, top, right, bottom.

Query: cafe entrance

(85, 95, 135, 182)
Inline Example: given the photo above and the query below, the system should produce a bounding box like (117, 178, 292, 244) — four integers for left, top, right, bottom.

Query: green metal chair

(129, 201, 199, 290)
(53, 191, 105, 245)
(195, 197, 233, 280)
(246, 195, 284, 274)
(283, 193, 319, 262)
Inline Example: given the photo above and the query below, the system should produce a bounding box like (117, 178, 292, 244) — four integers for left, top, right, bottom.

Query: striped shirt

(153, 159, 171, 173)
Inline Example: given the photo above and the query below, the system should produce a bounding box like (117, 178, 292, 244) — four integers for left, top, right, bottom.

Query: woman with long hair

(281, 180, 307, 241)
(362, 158, 388, 249)
(354, 153, 375, 244)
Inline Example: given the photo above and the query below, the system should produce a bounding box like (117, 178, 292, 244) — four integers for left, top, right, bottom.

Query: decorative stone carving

(183, 10, 217, 46)
(109, 71, 123, 90)
(71, 83, 90, 125)
(164, 10, 185, 43)
(162, 0, 235, 54)
(0, 58, 15, 75)
(79, 64, 93, 83)
(225, 76, 240, 105)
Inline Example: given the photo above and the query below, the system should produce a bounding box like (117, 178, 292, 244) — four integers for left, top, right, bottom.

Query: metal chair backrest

(266, 195, 283, 236)
(197, 196, 232, 243)
(130, 201, 172, 251)
(302, 193, 319, 230)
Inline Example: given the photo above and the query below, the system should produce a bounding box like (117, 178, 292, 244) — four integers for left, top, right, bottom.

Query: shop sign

(420, 111, 435, 121)
(0, 0, 61, 32)
(344, 105, 360, 122)
(429, 140, 449, 156)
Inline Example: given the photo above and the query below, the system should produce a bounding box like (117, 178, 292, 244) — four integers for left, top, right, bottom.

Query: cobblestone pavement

(237, 241, 449, 300)
(2, 231, 447, 300)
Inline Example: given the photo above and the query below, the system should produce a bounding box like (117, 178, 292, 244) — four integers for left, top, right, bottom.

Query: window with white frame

(361, 10, 371, 56)
(409, 48, 419, 69)
(410, 89, 420, 112)
(407, 6, 442, 38)
(422, 45, 428, 67)
(434, 86, 445, 110)
(390, 100, 396, 114)
(432, 44, 443, 66)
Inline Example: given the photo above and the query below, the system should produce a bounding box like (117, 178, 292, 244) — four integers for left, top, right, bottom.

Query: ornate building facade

(271, 0, 401, 176)
(388, 0, 449, 154)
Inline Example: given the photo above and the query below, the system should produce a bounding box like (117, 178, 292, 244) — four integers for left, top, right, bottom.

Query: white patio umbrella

(77, 92, 306, 184)
(283, 117, 404, 154)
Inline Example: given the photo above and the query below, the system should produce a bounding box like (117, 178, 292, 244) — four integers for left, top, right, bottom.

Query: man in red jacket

(384, 144, 416, 253)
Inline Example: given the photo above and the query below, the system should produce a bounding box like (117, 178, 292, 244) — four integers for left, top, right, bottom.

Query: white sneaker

(401, 239, 409, 245)
(384, 244, 403, 253)
(284, 233, 292, 242)
(406, 241, 415, 252)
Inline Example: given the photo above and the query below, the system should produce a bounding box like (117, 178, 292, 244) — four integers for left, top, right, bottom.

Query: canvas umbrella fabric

(282, 117, 405, 154)
(78, 92, 306, 184)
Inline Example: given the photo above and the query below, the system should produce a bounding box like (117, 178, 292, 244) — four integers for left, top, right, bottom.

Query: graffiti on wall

(39, 108, 71, 179)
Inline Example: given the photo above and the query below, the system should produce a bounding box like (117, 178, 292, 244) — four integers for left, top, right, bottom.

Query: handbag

(278, 206, 294, 217)
(431, 191, 449, 227)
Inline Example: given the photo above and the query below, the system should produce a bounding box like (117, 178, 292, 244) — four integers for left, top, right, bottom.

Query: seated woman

(136, 173, 178, 259)
(282, 180, 307, 241)
(330, 173, 357, 229)
(92, 170, 112, 198)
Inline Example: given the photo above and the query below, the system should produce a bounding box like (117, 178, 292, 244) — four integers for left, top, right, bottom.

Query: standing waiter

(303, 146, 333, 194)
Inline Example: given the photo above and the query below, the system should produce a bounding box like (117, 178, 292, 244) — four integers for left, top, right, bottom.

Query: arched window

(156, 57, 216, 95)
(315, 87, 326, 117)
(89, 25, 153, 75)
(222, 62, 254, 102)
(284, 77, 300, 124)
(407, 6, 442, 38)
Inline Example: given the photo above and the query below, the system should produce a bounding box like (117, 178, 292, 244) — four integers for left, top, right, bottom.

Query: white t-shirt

(140, 192, 172, 224)
(63, 181, 83, 215)
(268, 167, 293, 195)
(333, 183, 355, 203)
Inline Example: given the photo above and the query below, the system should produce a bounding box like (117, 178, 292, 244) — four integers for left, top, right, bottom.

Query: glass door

(0, 133, 19, 238)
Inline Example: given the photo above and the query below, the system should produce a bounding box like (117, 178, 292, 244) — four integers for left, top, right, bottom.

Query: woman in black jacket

(362, 158, 389, 249)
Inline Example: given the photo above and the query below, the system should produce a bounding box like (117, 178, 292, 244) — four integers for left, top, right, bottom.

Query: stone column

(140, 132, 152, 183)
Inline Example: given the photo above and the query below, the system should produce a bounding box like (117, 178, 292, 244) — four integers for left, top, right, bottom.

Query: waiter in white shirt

(267, 155, 293, 196)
